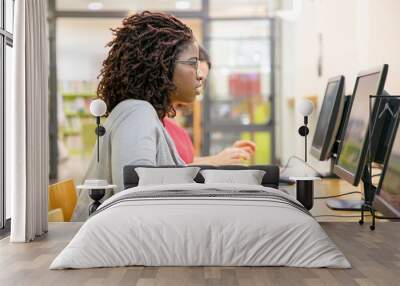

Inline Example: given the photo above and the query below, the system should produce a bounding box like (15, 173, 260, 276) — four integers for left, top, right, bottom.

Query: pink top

(163, 118, 194, 164)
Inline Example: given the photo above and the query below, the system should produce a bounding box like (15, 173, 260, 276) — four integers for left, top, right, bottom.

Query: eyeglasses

(176, 58, 200, 76)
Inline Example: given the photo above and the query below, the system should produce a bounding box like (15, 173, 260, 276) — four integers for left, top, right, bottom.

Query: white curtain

(8, 0, 49, 242)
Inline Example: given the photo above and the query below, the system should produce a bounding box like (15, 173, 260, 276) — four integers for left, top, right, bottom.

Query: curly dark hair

(97, 11, 194, 118)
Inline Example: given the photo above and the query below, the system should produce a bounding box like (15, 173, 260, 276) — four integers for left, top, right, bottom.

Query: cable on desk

(375, 215, 400, 220)
(371, 173, 382, 177)
(315, 191, 362, 199)
(313, 214, 371, 218)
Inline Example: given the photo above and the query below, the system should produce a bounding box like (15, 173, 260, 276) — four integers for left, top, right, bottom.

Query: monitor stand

(326, 168, 375, 211)
(328, 158, 364, 211)
(326, 199, 363, 210)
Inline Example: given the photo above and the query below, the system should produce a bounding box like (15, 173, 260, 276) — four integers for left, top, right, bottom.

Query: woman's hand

(206, 147, 250, 165)
(191, 140, 257, 165)
(232, 140, 256, 155)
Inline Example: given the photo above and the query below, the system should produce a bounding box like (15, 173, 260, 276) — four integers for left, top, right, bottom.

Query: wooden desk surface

(282, 178, 372, 222)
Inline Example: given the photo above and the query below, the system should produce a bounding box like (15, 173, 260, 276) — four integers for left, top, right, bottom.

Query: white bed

(50, 183, 351, 269)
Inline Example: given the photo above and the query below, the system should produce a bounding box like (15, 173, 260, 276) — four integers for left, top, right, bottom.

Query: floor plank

(1, 222, 399, 286)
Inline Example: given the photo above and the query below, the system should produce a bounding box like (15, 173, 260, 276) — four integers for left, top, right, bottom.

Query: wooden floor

(1, 222, 399, 286)
(1, 179, 398, 286)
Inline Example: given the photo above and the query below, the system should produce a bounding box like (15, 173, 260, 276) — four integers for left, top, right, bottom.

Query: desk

(281, 178, 378, 222)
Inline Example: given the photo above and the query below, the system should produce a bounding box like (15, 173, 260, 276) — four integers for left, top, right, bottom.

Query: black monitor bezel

(333, 64, 388, 186)
(374, 102, 400, 217)
(310, 75, 345, 161)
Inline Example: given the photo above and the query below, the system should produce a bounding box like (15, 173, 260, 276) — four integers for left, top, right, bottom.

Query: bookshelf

(61, 92, 97, 156)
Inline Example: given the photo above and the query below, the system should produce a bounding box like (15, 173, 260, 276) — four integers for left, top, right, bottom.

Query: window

(203, 18, 276, 163)
(56, 0, 202, 12)
(1, 0, 14, 231)
(209, 0, 270, 18)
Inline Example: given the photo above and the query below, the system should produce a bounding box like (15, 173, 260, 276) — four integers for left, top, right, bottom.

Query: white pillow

(200, 169, 266, 185)
(135, 167, 200, 186)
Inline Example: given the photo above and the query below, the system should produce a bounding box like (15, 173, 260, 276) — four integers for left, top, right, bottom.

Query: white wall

(57, 18, 120, 82)
(279, 0, 400, 172)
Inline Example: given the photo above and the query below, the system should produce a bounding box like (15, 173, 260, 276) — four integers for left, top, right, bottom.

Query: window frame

(0, 0, 14, 234)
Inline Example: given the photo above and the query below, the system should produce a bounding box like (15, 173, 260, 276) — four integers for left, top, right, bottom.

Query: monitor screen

(375, 104, 400, 217)
(311, 76, 344, 160)
(333, 65, 388, 186)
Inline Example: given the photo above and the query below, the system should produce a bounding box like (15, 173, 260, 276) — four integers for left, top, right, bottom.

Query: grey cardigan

(72, 99, 185, 221)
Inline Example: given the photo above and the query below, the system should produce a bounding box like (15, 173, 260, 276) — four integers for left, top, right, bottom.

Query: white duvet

(50, 183, 351, 269)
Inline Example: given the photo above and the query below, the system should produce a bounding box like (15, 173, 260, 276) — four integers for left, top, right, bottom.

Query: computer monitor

(333, 64, 388, 186)
(311, 75, 345, 161)
(374, 98, 400, 218)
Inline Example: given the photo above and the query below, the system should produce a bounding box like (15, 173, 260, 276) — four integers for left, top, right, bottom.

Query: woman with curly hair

(73, 11, 203, 221)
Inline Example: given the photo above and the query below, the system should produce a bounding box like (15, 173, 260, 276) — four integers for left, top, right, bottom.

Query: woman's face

(199, 61, 210, 81)
(171, 42, 203, 104)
